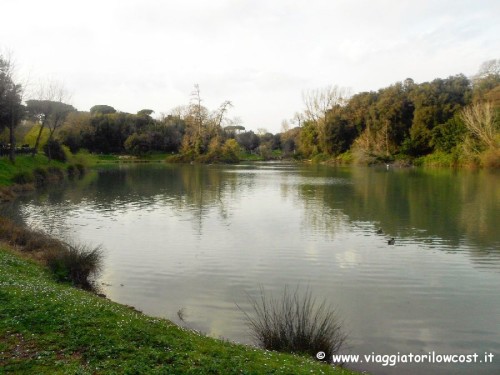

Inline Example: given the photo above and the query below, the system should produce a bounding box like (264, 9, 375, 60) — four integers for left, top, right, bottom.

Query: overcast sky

(1, 0, 499, 133)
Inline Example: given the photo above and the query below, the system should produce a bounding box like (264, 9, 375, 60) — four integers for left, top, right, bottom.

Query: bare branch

(461, 102, 499, 150)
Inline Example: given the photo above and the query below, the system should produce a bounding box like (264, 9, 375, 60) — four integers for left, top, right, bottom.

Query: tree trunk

(32, 123, 45, 157)
(9, 114, 16, 163)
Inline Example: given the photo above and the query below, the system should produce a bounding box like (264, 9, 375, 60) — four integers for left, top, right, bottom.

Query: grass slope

(0, 247, 358, 375)
(0, 155, 65, 186)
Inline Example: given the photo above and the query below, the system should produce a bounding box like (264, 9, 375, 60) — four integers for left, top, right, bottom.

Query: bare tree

(212, 100, 233, 130)
(475, 59, 500, 79)
(291, 112, 305, 127)
(280, 119, 290, 133)
(190, 84, 204, 138)
(301, 85, 351, 154)
(461, 101, 499, 151)
(169, 105, 189, 119)
(302, 85, 350, 123)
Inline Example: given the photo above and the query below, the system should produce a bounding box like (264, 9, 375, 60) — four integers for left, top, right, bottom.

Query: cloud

(1, 0, 498, 132)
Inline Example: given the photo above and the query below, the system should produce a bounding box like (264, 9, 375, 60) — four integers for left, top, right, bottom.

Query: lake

(2, 162, 499, 374)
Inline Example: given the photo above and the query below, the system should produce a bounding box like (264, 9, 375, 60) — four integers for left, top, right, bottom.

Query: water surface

(3, 163, 499, 374)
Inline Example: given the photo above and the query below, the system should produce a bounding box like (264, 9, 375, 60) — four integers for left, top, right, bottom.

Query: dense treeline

(284, 59, 499, 167)
(1, 54, 499, 167)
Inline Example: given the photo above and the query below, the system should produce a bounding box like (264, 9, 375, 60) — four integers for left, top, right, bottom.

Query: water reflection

(1, 163, 499, 375)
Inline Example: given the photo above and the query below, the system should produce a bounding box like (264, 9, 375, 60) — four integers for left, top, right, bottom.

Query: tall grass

(240, 286, 347, 363)
(45, 243, 103, 290)
(0, 217, 103, 290)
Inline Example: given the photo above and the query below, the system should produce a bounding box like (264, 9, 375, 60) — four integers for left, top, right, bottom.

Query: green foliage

(221, 138, 240, 162)
(124, 132, 151, 156)
(58, 112, 92, 153)
(0, 55, 24, 162)
(291, 70, 497, 167)
(414, 151, 460, 167)
(431, 115, 467, 153)
(47, 166, 65, 181)
(336, 150, 354, 164)
(45, 244, 103, 289)
(24, 124, 49, 147)
(480, 148, 500, 168)
(33, 167, 48, 186)
(89, 104, 116, 115)
(324, 111, 356, 156)
(137, 109, 154, 117)
(258, 143, 273, 160)
(311, 153, 330, 163)
(298, 120, 320, 157)
(12, 170, 35, 184)
(236, 130, 260, 152)
(75, 163, 85, 175)
(43, 139, 67, 162)
(66, 164, 77, 177)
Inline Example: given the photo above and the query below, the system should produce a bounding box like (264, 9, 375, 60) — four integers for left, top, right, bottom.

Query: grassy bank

(0, 246, 357, 374)
(0, 155, 67, 187)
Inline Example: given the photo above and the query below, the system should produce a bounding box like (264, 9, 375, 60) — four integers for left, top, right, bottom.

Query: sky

(1, 0, 499, 133)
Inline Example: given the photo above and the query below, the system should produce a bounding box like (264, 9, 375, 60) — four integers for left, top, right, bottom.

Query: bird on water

(388, 238, 395, 245)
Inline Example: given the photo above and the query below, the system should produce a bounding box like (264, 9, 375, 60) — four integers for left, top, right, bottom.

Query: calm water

(2, 163, 499, 374)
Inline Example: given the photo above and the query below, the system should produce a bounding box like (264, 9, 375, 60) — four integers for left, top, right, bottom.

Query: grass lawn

(0, 155, 65, 186)
(0, 247, 359, 374)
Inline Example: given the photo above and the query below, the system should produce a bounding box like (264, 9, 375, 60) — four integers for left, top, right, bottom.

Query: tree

(212, 101, 232, 130)
(461, 101, 499, 151)
(0, 55, 24, 162)
(179, 84, 234, 158)
(323, 110, 355, 156)
(472, 59, 500, 101)
(137, 109, 154, 117)
(301, 85, 350, 154)
(26, 82, 75, 157)
(431, 114, 466, 153)
(236, 131, 260, 152)
(90, 105, 116, 115)
(224, 124, 245, 137)
(58, 112, 92, 153)
(280, 127, 300, 156)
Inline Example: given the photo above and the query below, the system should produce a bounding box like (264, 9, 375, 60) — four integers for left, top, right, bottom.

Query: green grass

(88, 152, 172, 164)
(414, 151, 460, 168)
(0, 155, 65, 186)
(238, 150, 283, 161)
(0, 247, 358, 374)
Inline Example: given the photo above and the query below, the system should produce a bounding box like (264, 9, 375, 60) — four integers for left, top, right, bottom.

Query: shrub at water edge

(240, 286, 347, 363)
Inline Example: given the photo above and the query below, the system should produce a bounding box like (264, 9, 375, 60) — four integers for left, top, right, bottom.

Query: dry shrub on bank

(481, 148, 500, 168)
(0, 217, 103, 290)
(240, 286, 347, 363)
(45, 243, 103, 290)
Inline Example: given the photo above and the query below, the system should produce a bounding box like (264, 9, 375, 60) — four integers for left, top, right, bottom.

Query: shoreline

(0, 239, 359, 374)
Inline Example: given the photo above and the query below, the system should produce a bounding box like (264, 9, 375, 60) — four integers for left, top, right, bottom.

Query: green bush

(75, 163, 85, 175)
(67, 164, 77, 177)
(43, 139, 67, 162)
(33, 167, 48, 187)
(45, 243, 103, 290)
(47, 166, 64, 181)
(12, 171, 34, 185)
